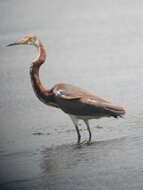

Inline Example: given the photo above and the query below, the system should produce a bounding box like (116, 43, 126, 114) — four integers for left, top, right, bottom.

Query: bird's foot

(87, 140, 92, 145)
(80, 140, 92, 145)
(80, 140, 87, 144)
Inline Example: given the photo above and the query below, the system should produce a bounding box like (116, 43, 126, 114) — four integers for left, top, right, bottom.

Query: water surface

(0, 0, 143, 189)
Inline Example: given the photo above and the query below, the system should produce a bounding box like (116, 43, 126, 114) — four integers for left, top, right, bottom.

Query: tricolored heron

(7, 35, 126, 144)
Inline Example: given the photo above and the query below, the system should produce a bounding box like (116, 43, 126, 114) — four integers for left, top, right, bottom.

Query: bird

(7, 35, 126, 144)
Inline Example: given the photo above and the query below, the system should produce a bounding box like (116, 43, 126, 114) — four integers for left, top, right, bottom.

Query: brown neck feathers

(30, 40, 49, 102)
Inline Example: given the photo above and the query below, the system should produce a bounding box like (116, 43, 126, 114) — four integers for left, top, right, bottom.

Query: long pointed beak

(7, 39, 28, 47)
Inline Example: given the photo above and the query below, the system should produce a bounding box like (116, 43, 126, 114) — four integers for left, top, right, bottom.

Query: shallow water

(1, 0, 143, 189)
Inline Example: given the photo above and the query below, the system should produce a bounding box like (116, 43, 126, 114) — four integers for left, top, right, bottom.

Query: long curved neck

(30, 41, 50, 103)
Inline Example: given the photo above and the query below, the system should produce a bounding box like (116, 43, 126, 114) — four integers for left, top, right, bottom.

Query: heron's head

(7, 35, 40, 47)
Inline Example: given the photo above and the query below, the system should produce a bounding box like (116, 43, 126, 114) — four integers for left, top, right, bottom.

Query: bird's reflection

(40, 137, 127, 176)
(41, 144, 89, 175)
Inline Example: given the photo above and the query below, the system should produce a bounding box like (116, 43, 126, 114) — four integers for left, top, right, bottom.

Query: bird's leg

(70, 115, 81, 144)
(84, 120, 92, 144)
(75, 124, 81, 144)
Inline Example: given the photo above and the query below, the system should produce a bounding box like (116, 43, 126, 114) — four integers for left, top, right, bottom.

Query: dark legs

(70, 115, 81, 144)
(70, 115, 92, 145)
(84, 120, 92, 144)
(75, 124, 81, 144)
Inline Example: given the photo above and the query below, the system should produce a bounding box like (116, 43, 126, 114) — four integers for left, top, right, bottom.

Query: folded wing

(52, 83, 125, 118)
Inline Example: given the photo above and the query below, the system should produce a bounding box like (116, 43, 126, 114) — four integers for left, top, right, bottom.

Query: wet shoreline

(1, 0, 143, 189)
(1, 136, 143, 190)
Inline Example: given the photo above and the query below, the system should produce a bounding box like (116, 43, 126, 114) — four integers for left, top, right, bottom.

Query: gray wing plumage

(52, 83, 125, 118)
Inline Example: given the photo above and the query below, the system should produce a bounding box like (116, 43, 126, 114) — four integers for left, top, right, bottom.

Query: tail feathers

(104, 103, 126, 118)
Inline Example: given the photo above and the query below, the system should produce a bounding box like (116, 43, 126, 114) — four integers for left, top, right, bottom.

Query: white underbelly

(69, 114, 101, 121)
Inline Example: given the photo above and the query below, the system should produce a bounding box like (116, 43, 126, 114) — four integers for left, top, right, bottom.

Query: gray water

(1, 0, 143, 189)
